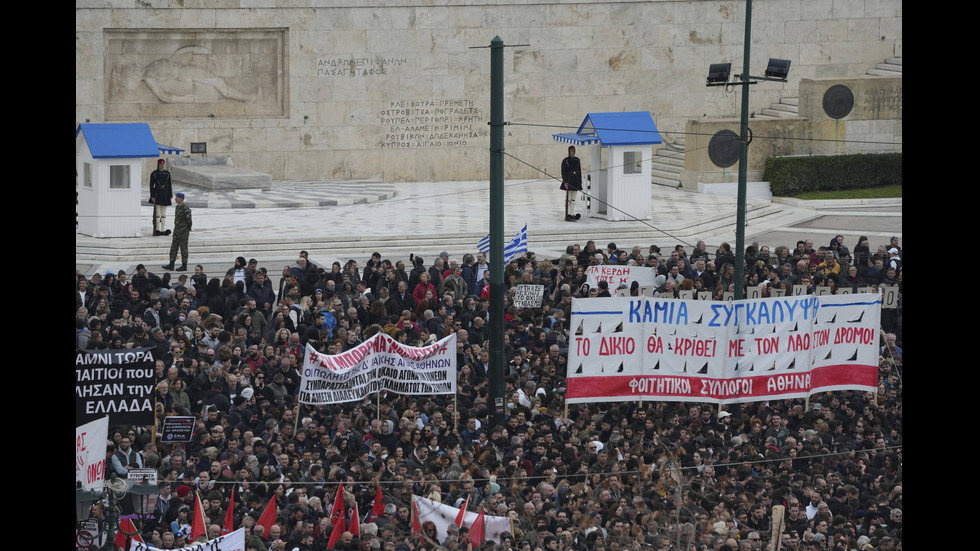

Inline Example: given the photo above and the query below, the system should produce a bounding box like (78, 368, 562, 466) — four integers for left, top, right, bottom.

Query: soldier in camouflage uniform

(163, 192, 192, 272)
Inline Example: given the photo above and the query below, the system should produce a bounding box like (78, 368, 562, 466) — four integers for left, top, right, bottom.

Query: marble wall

(76, 0, 902, 182)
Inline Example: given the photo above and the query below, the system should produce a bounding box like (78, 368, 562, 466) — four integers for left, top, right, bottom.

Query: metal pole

(488, 36, 506, 428)
(734, 0, 752, 300)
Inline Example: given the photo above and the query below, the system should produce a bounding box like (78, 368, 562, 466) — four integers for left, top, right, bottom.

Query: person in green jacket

(163, 192, 192, 272)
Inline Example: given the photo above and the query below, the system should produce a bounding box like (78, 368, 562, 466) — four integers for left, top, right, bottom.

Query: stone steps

(651, 137, 686, 188)
(758, 98, 800, 118)
(756, 56, 901, 119)
(867, 57, 902, 76)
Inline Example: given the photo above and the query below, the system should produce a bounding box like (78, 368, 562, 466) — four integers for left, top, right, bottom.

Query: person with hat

(149, 158, 173, 236)
(163, 192, 192, 272)
(560, 145, 583, 221)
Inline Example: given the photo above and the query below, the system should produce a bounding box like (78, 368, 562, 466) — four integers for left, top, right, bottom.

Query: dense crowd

(76, 235, 903, 551)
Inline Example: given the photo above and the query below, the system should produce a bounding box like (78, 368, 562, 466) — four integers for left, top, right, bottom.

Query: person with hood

(303, 310, 337, 346)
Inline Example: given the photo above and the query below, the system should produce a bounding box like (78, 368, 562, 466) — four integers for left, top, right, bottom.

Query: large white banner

(567, 294, 881, 404)
(586, 265, 656, 290)
(299, 333, 457, 405)
(413, 495, 512, 543)
(130, 528, 245, 551)
(76, 416, 109, 492)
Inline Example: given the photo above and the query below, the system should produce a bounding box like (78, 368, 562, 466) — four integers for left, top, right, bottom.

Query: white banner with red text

(586, 265, 656, 290)
(566, 294, 881, 404)
(299, 333, 457, 405)
(76, 416, 109, 492)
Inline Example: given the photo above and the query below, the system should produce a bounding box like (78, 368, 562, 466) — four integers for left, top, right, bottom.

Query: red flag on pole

(369, 486, 384, 523)
(256, 496, 277, 541)
(114, 518, 144, 549)
(454, 496, 470, 528)
(222, 486, 235, 535)
(326, 514, 346, 550)
(190, 491, 208, 542)
(411, 495, 423, 541)
(469, 507, 486, 544)
(330, 481, 345, 523)
(350, 502, 361, 538)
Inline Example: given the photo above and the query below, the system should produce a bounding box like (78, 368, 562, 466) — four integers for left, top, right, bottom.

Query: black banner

(161, 416, 196, 443)
(75, 348, 156, 426)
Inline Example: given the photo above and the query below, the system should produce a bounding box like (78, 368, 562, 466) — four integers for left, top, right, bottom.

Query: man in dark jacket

(246, 270, 276, 318)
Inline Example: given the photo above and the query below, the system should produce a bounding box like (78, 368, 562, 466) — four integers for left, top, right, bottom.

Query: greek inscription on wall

(379, 100, 487, 149)
(316, 57, 407, 77)
(862, 88, 902, 113)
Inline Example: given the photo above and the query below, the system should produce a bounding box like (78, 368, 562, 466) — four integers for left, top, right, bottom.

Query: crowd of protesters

(76, 234, 902, 551)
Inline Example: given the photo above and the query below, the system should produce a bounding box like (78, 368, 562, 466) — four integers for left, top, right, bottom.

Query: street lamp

(706, 63, 732, 86)
(706, 0, 791, 300)
(76, 483, 104, 550)
(764, 58, 792, 80)
(104, 474, 160, 550)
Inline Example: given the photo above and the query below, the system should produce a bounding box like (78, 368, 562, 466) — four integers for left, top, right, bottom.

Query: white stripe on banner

(476, 224, 528, 261)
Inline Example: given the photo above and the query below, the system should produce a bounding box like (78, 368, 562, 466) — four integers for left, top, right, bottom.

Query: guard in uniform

(560, 146, 583, 221)
(149, 159, 173, 236)
(163, 192, 192, 272)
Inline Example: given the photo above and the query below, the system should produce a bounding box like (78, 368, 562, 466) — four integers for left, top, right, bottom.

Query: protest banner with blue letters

(566, 294, 881, 404)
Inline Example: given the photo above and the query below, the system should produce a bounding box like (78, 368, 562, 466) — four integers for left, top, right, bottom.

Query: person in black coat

(149, 159, 173, 236)
(560, 146, 583, 221)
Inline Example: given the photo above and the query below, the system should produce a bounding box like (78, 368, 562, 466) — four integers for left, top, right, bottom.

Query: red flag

(222, 486, 235, 535)
(369, 486, 384, 523)
(256, 496, 277, 541)
(454, 496, 470, 528)
(469, 507, 486, 544)
(190, 492, 208, 542)
(330, 481, 345, 524)
(349, 503, 361, 538)
(411, 496, 423, 540)
(113, 518, 144, 549)
(326, 514, 346, 550)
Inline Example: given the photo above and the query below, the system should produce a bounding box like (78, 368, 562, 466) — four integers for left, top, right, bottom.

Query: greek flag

(476, 224, 528, 263)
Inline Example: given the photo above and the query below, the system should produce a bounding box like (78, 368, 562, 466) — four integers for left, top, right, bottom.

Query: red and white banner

(299, 333, 456, 405)
(567, 294, 881, 404)
(586, 265, 656, 290)
(76, 416, 109, 492)
(413, 495, 511, 544)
